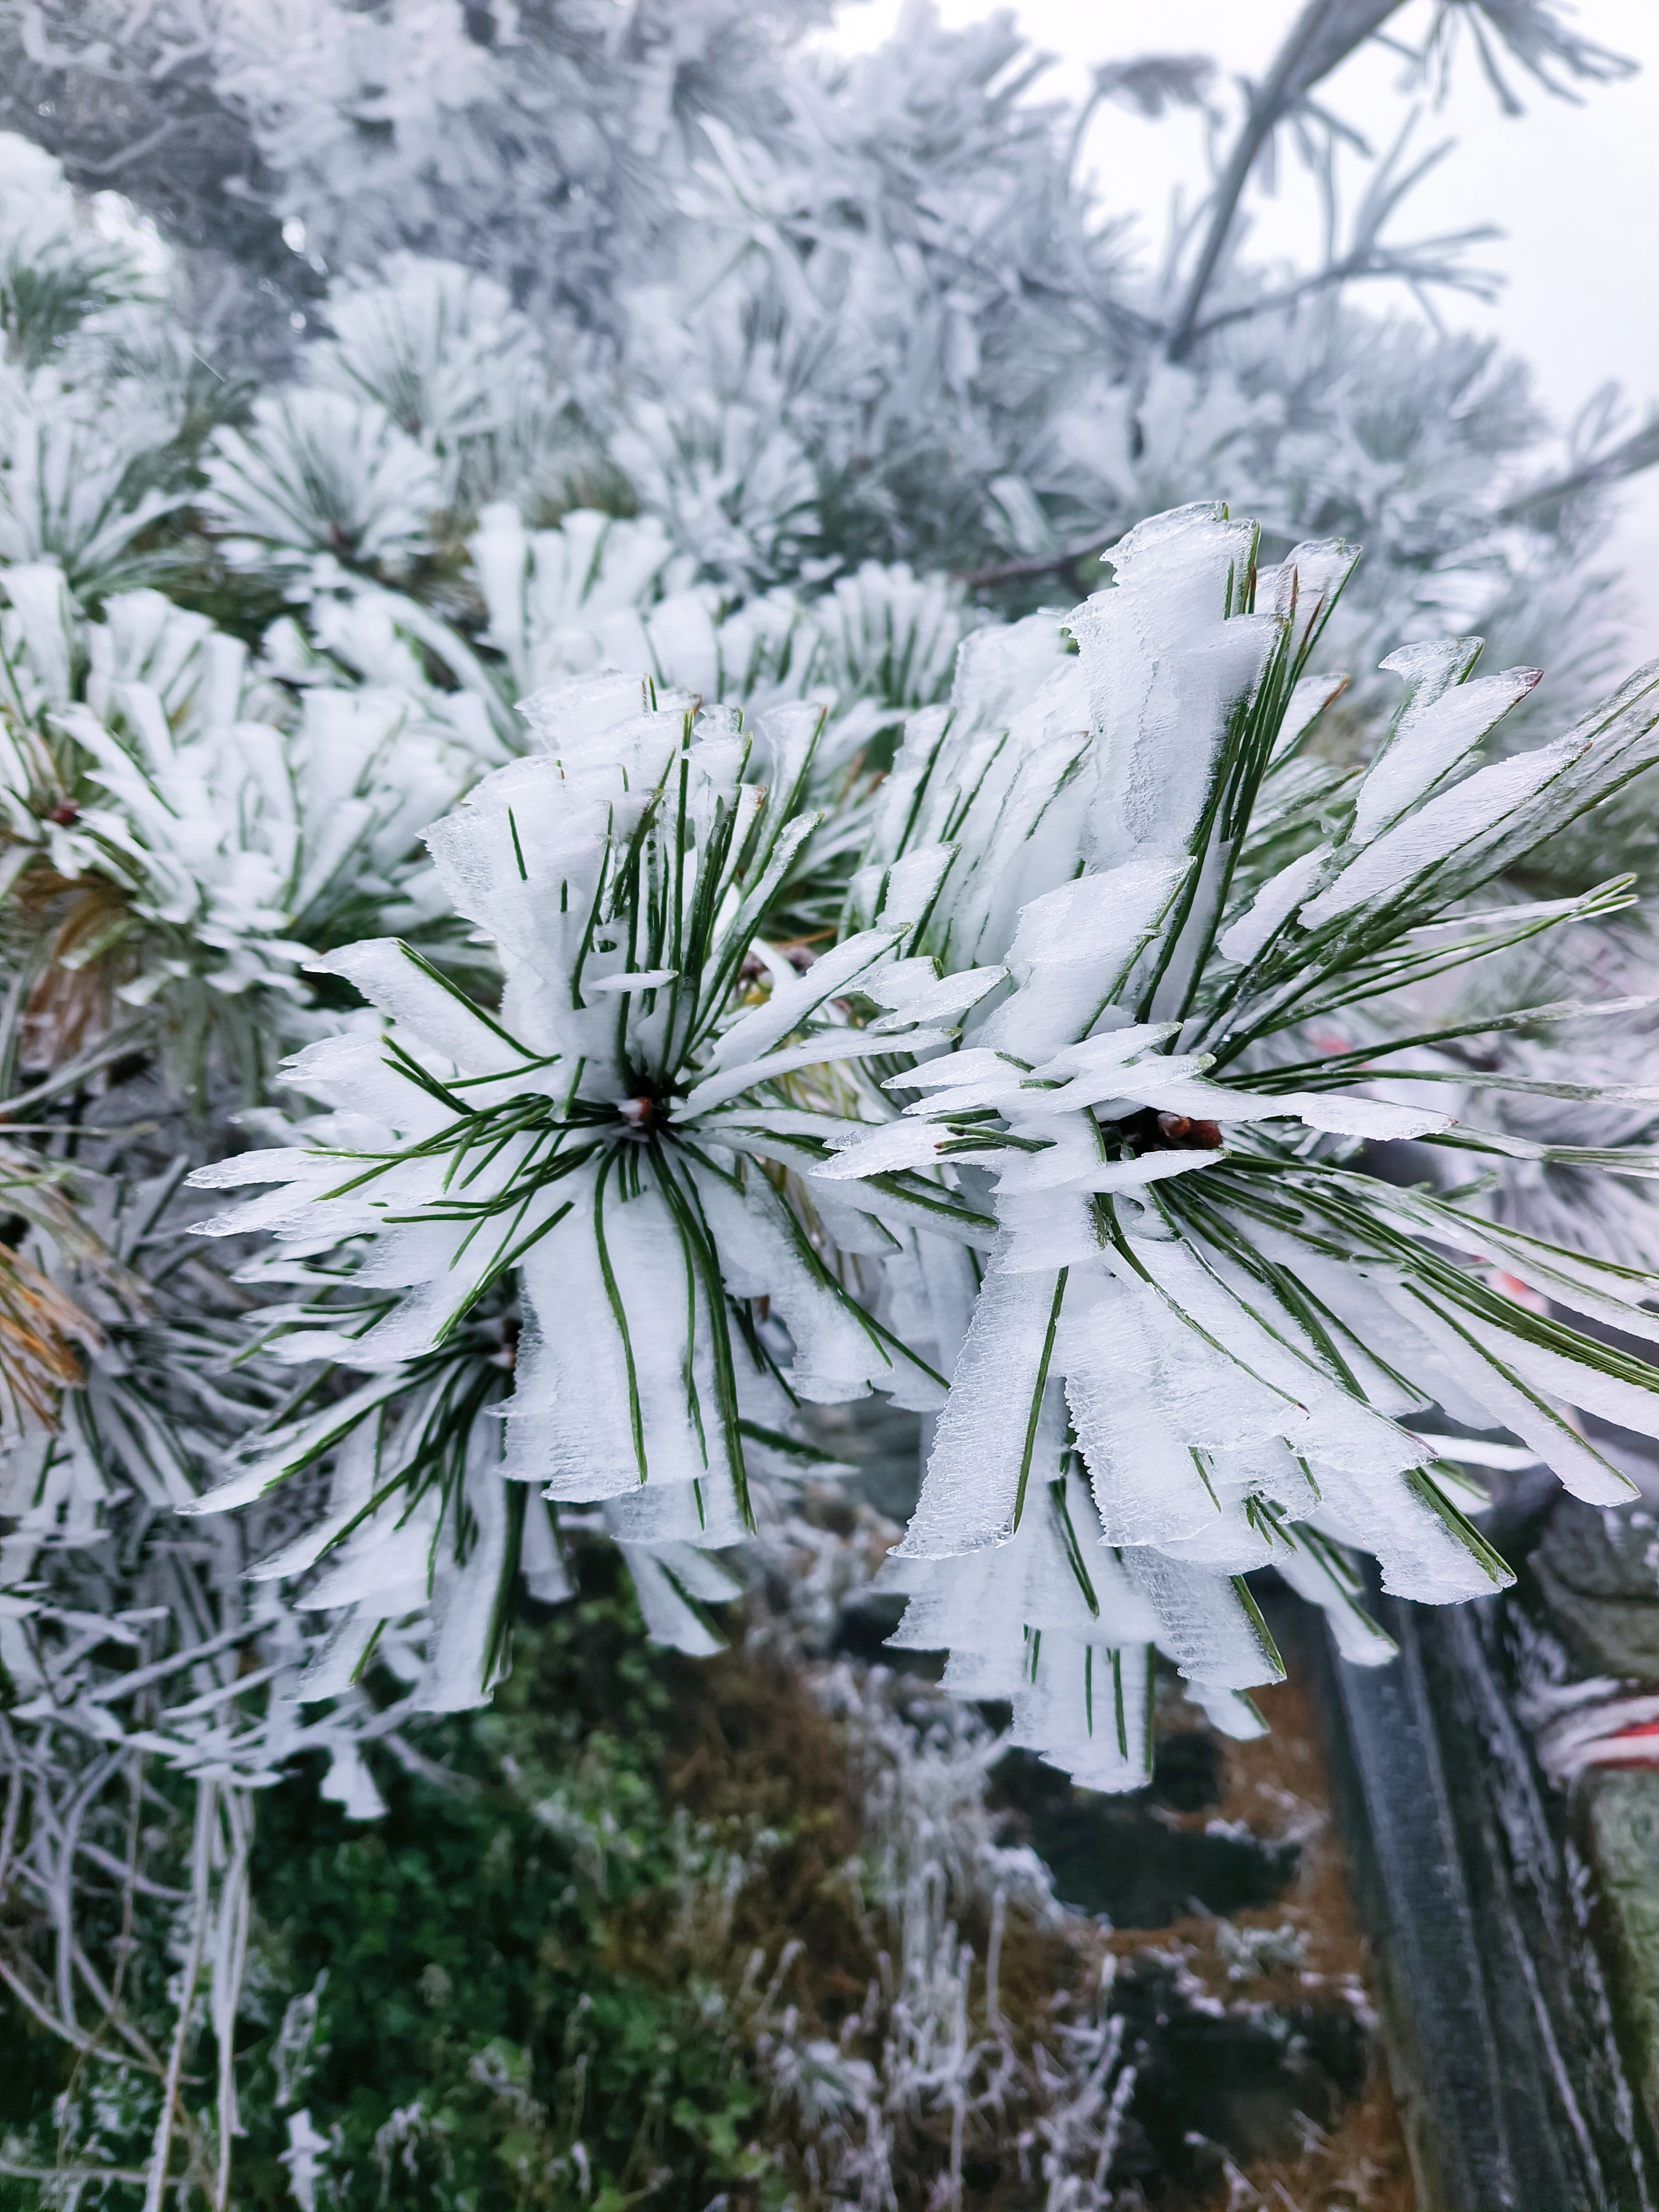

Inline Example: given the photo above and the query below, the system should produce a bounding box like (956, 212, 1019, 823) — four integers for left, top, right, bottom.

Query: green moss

(2, 1562, 779, 2211)
(239, 1580, 770, 2209)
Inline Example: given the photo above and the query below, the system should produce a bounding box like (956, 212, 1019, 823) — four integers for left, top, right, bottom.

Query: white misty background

(834, 0, 1659, 657)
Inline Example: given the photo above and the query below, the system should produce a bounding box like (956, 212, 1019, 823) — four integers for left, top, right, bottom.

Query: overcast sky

(826, 0, 1659, 661)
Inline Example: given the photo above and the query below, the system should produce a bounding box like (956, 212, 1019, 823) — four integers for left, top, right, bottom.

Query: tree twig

(959, 530, 1125, 591)
(1165, 0, 1408, 362)
(1184, 224, 1501, 343)
(1498, 415, 1659, 522)
(143, 1779, 215, 2212)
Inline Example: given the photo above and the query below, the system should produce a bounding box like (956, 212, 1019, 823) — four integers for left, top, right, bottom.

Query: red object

(1590, 1718, 1659, 1769)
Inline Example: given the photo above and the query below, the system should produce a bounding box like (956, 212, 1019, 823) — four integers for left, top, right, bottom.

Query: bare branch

(1184, 112, 1502, 343)
(957, 529, 1126, 591)
(1500, 412, 1659, 523)
(1, 2158, 154, 2184)
(143, 1781, 216, 2212)
(1185, 227, 1502, 342)
(66, 117, 187, 180)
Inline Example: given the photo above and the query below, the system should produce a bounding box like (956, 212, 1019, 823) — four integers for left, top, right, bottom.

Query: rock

(1533, 1498, 1659, 1678)
(1582, 1770, 1659, 2149)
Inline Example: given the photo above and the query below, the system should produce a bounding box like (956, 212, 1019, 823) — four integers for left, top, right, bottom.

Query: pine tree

(1, 1, 1657, 2196)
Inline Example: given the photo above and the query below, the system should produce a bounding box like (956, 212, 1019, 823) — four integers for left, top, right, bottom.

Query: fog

(832, 0, 1659, 656)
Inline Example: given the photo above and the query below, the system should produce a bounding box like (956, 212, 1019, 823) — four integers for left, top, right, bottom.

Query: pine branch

(1165, 0, 1407, 362)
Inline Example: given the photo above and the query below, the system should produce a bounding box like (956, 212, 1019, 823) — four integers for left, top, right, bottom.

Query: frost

(1073, 504, 1278, 875)
(1351, 645, 1542, 843)
(896, 1268, 1067, 1559)
(6, 16, 1659, 2188)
